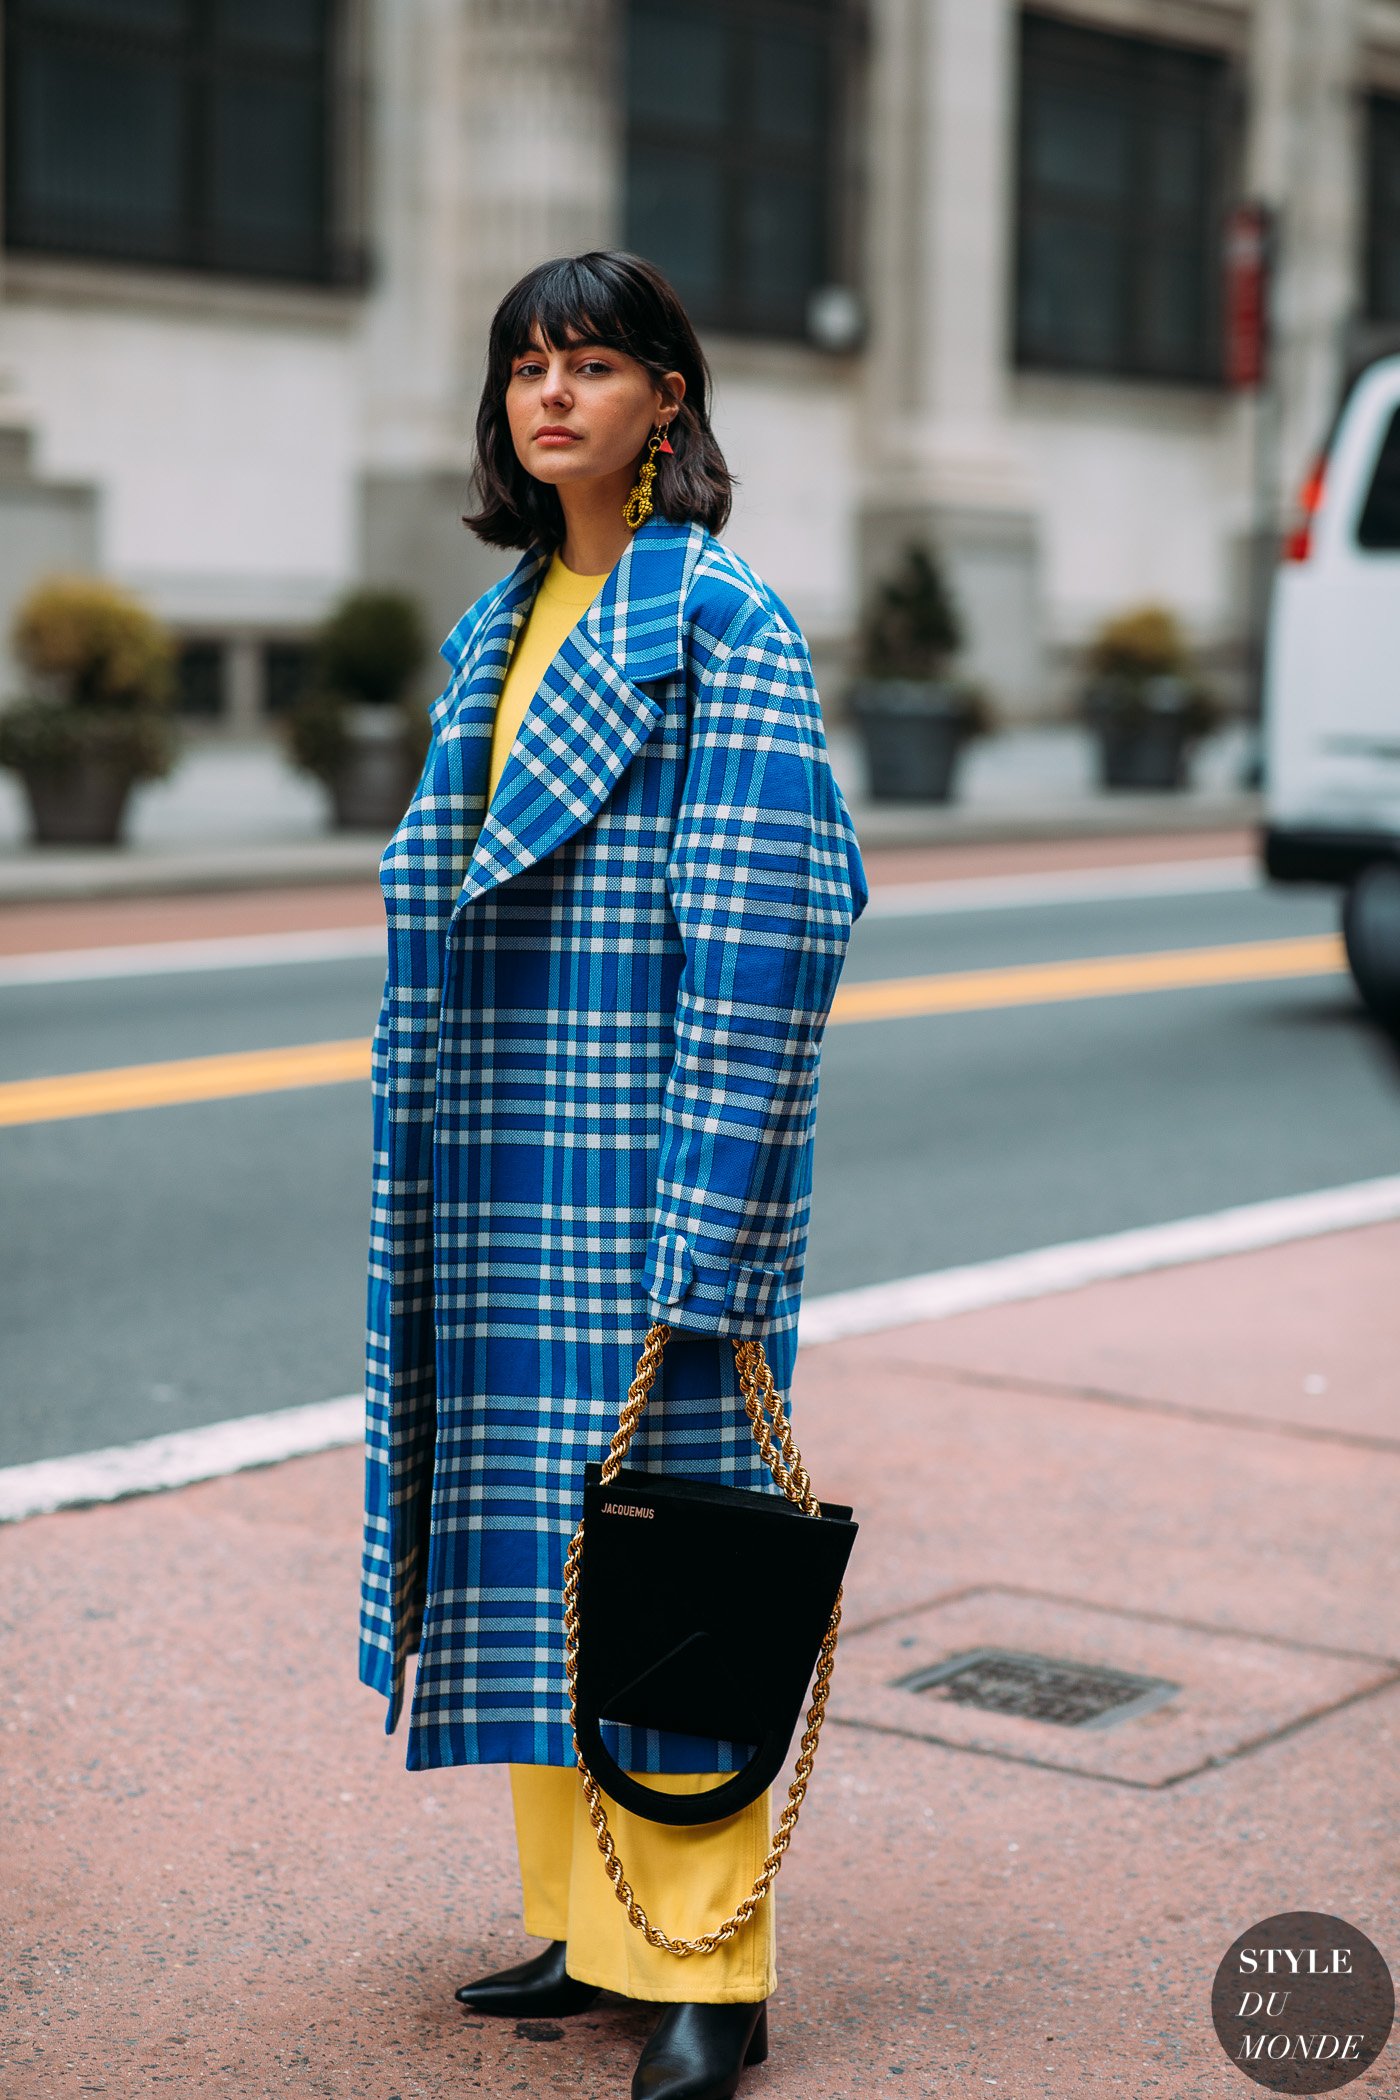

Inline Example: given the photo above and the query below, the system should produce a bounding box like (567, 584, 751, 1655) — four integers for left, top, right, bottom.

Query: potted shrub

(287, 589, 430, 831)
(847, 542, 994, 801)
(0, 575, 177, 846)
(1081, 604, 1224, 791)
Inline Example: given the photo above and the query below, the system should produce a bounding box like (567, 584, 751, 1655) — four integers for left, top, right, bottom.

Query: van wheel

(1341, 860, 1400, 1030)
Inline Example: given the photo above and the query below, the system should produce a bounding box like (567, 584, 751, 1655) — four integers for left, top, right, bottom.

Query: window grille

(1365, 94, 1400, 326)
(4, 0, 356, 285)
(624, 0, 857, 341)
(1015, 11, 1231, 384)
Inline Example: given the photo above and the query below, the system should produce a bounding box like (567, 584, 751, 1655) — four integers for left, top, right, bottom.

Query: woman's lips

(535, 431, 581, 445)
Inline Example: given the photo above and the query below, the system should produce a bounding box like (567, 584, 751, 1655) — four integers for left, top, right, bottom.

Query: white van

(1262, 351, 1400, 1025)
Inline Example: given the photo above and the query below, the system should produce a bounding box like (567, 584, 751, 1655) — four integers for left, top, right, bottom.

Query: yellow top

(487, 551, 612, 804)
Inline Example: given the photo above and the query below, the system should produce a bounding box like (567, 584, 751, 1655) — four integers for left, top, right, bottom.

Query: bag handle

(562, 1319, 844, 1957)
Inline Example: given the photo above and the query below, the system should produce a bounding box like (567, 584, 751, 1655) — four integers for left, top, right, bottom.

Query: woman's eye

(513, 358, 609, 378)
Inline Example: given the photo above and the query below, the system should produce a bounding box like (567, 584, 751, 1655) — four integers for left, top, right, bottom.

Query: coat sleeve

(642, 613, 868, 1337)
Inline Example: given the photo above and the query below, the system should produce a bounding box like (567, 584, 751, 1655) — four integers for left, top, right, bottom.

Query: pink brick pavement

(2, 1221, 1395, 2098)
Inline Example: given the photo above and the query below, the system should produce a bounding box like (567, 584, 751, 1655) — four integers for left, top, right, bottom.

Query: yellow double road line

(0, 932, 1345, 1131)
(0, 1038, 371, 1130)
(831, 931, 1345, 1023)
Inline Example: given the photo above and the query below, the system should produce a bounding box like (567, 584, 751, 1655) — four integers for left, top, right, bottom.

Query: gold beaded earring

(622, 420, 674, 529)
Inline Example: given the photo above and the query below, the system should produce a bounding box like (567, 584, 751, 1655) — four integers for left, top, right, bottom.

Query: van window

(1356, 404, 1400, 548)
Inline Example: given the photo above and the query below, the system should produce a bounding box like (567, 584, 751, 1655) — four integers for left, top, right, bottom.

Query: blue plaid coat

(359, 512, 867, 1772)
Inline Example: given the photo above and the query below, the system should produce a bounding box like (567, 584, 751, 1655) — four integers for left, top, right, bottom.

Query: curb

(0, 798, 1265, 905)
(0, 837, 388, 904)
(848, 792, 1263, 850)
(5, 1172, 1395, 1525)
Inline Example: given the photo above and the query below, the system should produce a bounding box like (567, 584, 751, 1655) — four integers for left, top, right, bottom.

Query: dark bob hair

(462, 250, 733, 550)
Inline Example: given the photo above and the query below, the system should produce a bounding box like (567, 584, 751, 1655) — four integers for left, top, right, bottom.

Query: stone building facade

(1, 0, 1398, 722)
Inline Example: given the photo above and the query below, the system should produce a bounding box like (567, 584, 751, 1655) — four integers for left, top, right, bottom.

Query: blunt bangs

(463, 250, 734, 551)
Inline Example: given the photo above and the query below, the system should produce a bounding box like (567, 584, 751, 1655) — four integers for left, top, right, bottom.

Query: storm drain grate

(893, 1647, 1180, 1730)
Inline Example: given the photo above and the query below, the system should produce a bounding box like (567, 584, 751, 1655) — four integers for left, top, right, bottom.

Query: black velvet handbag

(563, 1320, 857, 1956)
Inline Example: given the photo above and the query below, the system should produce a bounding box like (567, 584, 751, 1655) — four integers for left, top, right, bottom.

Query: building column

(1247, 0, 1364, 508)
(223, 634, 265, 736)
(357, 0, 619, 677)
(857, 0, 1043, 716)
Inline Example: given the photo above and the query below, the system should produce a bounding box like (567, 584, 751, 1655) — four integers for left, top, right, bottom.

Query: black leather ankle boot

(455, 1939, 601, 2017)
(631, 2000, 769, 2100)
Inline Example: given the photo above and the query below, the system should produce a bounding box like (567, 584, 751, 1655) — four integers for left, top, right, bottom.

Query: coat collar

(434, 514, 703, 913)
(433, 511, 699, 722)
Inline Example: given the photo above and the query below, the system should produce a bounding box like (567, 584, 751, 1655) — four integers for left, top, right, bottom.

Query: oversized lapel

(451, 514, 701, 912)
(428, 543, 549, 741)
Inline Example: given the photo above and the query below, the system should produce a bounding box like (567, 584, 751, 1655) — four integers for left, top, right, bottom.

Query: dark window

(1356, 405, 1400, 550)
(3, 0, 354, 283)
(1365, 96, 1400, 323)
(623, 0, 851, 340)
(174, 640, 225, 719)
(263, 640, 315, 715)
(1015, 12, 1231, 383)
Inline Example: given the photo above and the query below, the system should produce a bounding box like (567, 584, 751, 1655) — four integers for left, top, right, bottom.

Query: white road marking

(0, 1396, 364, 1524)
(0, 857, 1268, 990)
(797, 1174, 1400, 1344)
(4, 1171, 1397, 1525)
(862, 856, 1260, 918)
(793, 1184, 1400, 1344)
(0, 926, 386, 987)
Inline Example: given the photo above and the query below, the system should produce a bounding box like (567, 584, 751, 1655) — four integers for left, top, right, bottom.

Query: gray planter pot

(848, 679, 974, 802)
(1084, 675, 1197, 792)
(18, 758, 136, 845)
(327, 706, 420, 832)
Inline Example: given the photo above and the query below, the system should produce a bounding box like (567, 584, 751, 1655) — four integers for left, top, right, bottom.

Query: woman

(359, 250, 867, 2100)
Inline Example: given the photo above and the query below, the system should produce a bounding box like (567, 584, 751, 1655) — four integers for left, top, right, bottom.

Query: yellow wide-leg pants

(509, 1764, 776, 2004)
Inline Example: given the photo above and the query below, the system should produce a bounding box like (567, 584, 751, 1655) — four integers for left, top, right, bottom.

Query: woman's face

(505, 327, 686, 492)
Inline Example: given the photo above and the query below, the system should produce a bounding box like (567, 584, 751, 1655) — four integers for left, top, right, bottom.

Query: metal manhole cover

(835, 1590, 1396, 1783)
(894, 1647, 1180, 1730)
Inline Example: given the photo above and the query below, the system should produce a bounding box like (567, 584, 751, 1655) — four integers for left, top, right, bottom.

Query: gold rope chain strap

(561, 1319, 844, 1957)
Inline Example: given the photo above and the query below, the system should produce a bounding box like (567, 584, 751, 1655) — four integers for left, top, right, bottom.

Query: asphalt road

(3, 878, 1397, 1470)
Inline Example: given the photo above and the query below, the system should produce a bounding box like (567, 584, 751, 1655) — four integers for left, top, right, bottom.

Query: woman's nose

(541, 364, 573, 406)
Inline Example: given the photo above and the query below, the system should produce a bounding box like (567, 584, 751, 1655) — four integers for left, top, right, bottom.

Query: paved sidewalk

(2, 1221, 1394, 2097)
(0, 725, 1263, 901)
